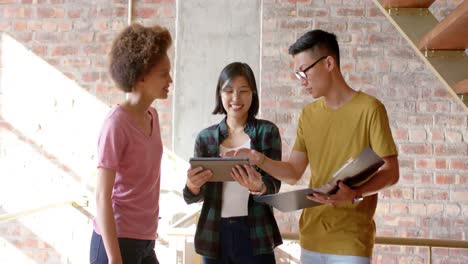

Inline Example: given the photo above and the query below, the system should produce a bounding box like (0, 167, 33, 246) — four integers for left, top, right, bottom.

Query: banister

(0, 197, 90, 223)
(166, 211, 468, 264)
(281, 232, 468, 249)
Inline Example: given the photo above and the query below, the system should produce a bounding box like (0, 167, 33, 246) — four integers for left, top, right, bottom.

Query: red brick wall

(1, 1, 124, 101)
(0, 0, 176, 147)
(261, 0, 467, 263)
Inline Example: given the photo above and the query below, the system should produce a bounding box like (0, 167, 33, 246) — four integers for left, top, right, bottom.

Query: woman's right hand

(186, 166, 213, 194)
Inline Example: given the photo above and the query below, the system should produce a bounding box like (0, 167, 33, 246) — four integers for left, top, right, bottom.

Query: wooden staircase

(373, 0, 468, 110)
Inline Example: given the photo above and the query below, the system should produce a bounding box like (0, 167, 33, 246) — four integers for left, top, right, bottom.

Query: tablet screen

(189, 157, 249, 182)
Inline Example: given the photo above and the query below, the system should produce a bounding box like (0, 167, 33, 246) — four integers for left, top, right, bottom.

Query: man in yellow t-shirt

(223, 30, 399, 264)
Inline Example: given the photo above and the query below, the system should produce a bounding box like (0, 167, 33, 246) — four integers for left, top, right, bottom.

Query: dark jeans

(90, 231, 159, 264)
(202, 216, 276, 264)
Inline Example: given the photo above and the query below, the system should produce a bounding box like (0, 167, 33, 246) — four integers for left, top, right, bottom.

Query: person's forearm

(354, 163, 399, 198)
(186, 180, 201, 195)
(259, 157, 302, 185)
(96, 198, 121, 263)
(183, 181, 204, 204)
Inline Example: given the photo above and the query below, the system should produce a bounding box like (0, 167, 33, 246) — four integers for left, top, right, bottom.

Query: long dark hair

(212, 62, 259, 117)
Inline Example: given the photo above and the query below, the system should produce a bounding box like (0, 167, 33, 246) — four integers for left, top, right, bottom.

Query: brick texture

(0, 0, 175, 148)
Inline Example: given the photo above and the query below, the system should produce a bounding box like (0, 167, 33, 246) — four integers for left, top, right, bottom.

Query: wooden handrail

(166, 208, 468, 250)
(170, 206, 202, 228)
(166, 228, 468, 250)
(282, 232, 468, 263)
(281, 232, 468, 249)
(166, 228, 468, 263)
(0, 197, 89, 223)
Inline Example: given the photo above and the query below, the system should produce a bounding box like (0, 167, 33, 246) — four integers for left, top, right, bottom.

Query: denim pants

(301, 247, 371, 264)
(202, 216, 276, 264)
(89, 231, 159, 264)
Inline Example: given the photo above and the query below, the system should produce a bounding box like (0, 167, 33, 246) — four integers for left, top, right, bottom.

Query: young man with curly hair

(89, 23, 172, 264)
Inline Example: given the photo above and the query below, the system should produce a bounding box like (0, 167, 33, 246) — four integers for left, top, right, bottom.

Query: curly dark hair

(109, 23, 172, 92)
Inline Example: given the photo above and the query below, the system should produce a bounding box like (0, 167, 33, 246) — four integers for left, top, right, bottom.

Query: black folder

(253, 147, 385, 212)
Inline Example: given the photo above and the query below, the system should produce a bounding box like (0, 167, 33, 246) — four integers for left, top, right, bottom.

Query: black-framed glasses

(294, 56, 327, 81)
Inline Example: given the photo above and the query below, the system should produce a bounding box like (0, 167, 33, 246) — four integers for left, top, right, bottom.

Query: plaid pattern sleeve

(183, 133, 206, 204)
(183, 117, 283, 258)
(248, 119, 283, 255)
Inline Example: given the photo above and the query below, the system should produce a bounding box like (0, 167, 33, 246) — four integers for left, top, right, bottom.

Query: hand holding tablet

(189, 157, 249, 182)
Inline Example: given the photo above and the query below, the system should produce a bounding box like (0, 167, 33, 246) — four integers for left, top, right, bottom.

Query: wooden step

(454, 79, 468, 94)
(418, 1, 468, 50)
(371, 0, 468, 110)
(382, 0, 436, 8)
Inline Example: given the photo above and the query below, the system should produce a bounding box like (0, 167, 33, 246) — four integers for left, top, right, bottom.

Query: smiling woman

(212, 62, 259, 118)
(221, 76, 254, 123)
(183, 62, 283, 264)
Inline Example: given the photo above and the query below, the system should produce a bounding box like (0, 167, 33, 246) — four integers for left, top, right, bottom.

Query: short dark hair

(109, 23, 172, 92)
(212, 62, 259, 117)
(288, 29, 340, 67)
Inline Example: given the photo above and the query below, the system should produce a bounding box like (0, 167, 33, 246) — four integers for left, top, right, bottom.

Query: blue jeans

(301, 248, 370, 264)
(90, 231, 159, 264)
(202, 216, 276, 264)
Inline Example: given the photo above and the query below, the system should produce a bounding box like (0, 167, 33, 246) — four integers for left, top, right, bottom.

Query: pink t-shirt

(93, 106, 163, 240)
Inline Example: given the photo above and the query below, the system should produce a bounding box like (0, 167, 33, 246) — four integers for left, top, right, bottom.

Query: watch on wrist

(258, 154, 266, 166)
(249, 183, 266, 196)
(352, 190, 363, 204)
(353, 196, 364, 204)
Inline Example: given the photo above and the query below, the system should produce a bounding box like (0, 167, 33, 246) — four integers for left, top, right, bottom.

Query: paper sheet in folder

(253, 147, 385, 212)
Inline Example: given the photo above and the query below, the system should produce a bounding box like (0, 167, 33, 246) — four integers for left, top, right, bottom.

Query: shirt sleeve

(293, 109, 307, 152)
(97, 116, 126, 170)
(183, 132, 204, 204)
(369, 104, 398, 158)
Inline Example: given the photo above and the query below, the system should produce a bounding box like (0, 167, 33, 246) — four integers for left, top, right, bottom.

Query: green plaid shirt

(183, 116, 283, 258)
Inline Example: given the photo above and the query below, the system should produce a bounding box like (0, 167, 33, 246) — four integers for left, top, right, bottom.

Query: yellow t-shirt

(293, 91, 397, 257)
